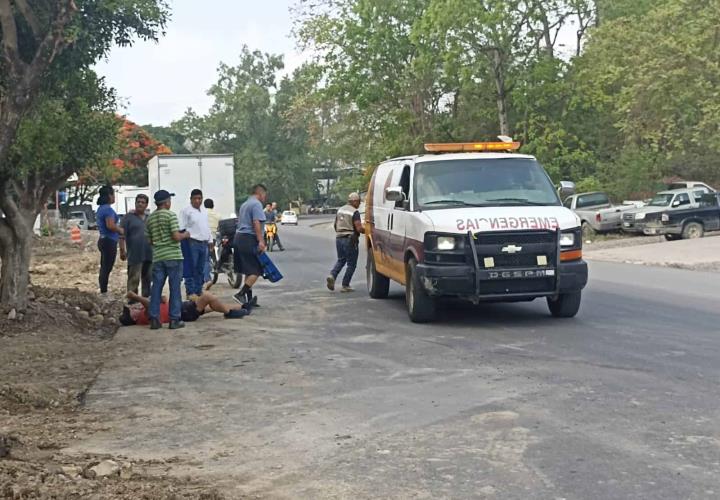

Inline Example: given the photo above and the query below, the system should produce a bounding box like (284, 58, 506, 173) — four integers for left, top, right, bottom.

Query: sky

(95, 0, 306, 126)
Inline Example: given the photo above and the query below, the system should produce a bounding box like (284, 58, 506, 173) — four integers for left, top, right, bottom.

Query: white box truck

(147, 154, 236, 218)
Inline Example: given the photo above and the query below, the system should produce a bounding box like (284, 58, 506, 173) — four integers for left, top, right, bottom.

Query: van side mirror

(558, 181, 576, 197)
(385, 186, 405, 203)
(672, 200, 680, 207)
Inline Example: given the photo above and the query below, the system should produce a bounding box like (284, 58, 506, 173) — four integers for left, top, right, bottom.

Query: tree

(142, 124, 190, 154)
(571, 0, 720, 194)
(175, 47, 320, 206)
(0, 0, 169, 311)
(109, 118, 172, 186)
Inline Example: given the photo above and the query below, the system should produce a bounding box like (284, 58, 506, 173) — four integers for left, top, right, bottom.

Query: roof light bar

(424, 142, 521, 153)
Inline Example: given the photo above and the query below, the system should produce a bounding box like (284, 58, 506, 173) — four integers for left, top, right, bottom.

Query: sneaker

(341, 286, 354, 293)
(169, 320, 185, 330)
(149, 318, 161, 330)
(225, 309, 249, 319)
(326, 276, 335, 291)
(232, 291, 245, 304)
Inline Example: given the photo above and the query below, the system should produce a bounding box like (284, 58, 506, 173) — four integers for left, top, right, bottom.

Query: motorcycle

(265, 222, 278, 252)
(212, 218, 243, 289)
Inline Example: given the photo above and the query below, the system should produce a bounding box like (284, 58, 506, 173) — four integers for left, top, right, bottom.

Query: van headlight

(635, 212, 646, 220)
(437, 236, 456, 251)
(559, 232, 575, 247)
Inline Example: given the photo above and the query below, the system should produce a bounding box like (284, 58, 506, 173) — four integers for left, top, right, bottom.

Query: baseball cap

(154, 189, 175, 203)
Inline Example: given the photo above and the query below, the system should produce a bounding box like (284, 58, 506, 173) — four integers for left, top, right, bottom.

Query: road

(72, 219, 720, 499)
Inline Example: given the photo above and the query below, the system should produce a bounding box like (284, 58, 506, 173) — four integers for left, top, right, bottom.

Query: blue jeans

(185, 240, 209, 296)
(330, 236, 359, 287)
(150, 260, 182, 321)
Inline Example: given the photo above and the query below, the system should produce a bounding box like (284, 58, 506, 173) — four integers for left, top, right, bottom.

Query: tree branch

(0, 0, 24, 75)
(14, 0, 42, 41)
(27, 0, 77, 72)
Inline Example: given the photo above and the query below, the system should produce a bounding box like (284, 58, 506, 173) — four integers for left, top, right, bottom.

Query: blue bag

(257, 251, 283, 283)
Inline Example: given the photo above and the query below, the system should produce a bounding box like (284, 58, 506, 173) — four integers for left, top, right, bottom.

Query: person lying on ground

(120, 290, 250, 327)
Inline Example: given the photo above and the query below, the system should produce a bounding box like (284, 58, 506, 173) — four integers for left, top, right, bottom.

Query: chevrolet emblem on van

(364, 140, 588, 323)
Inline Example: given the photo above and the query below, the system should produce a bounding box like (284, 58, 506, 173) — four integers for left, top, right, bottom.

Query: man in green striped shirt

(145, 190, 190, 330)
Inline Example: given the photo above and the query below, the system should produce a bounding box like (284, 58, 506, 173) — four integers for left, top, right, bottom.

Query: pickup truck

(67, 207, 97, 230)
(562, 192, 641, 235)
(621, 187, 713, 234)
(641, 192, 720, 240)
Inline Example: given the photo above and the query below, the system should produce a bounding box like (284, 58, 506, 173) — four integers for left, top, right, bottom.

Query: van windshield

(414, 158, 560, 209)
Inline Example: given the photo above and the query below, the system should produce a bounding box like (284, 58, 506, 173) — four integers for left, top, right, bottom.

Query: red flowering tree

(66, 117, 173, 205)
(109, 117, 172, 186)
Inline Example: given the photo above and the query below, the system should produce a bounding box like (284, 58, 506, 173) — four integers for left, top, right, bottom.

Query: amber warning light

(424, 142, 521, 153)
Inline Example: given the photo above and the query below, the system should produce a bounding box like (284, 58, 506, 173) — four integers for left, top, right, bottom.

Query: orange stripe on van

(560, 249, 582, 262)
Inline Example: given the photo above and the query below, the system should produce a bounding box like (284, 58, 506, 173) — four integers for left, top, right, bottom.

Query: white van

(364, 141, 588, 323)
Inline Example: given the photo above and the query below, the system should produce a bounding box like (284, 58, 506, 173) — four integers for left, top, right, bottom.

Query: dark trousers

(97, 237, 117, 293)
(127, 261, 152, 297)
(274, 231, 284, 250)
(330, 236, 359, 287)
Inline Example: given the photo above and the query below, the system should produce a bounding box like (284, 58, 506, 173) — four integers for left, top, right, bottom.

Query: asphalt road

(74, 219, 720, 499)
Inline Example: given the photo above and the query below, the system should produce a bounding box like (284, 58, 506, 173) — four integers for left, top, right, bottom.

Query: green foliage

(289, 0, 720, 200)
(8, 70, 119, 186)
(173, 48, 323, 206)
(574, 176, 602, 194)
(142, 125, 190, 154)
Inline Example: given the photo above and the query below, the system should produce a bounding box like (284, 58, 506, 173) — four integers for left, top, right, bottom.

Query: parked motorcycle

(212, 218, 242, 288)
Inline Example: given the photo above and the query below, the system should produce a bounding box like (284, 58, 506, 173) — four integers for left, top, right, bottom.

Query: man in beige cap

(327, 192, 365, 292)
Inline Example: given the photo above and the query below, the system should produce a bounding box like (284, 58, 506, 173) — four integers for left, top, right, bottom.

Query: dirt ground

(1, 235, 225, 499)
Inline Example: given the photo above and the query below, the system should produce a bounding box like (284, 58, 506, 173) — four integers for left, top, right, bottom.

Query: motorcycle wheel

(226, 267, 242, 288)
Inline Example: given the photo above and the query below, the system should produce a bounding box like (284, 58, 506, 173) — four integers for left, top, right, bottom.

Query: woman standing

(96, 186, 123, 296)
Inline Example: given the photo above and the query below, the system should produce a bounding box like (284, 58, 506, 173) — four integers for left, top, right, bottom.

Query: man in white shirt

(180, 189, 213, 297)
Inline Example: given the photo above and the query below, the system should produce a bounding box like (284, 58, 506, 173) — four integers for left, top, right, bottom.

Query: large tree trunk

(0, 205, 35, 312)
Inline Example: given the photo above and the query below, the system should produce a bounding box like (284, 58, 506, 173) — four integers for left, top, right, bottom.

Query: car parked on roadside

(68, 210, 97, 230)
(562, 191, 642, 236)
(621, 187, 712, 233)
(666, 181, 716, 193)
(642, 192, 720, 240)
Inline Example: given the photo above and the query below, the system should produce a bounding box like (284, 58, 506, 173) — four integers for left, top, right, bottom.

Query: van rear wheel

(406, 259, 437, 323)
(367, 250, 389, 299)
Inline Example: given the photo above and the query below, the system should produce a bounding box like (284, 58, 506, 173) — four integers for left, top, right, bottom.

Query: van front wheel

(406, 259, 437, 323)
(547, 291, 582, 318)
(367, 250, 390, 299)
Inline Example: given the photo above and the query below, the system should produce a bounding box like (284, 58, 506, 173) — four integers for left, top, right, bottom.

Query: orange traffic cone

(70, 225, 81, 244)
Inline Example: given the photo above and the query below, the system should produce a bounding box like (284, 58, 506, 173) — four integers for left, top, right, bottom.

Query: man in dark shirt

(120, 194, 153, 297)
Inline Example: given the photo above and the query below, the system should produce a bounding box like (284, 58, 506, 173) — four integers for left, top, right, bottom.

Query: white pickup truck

(562, 192, 642, 235)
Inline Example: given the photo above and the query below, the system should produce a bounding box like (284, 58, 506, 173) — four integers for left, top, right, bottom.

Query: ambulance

(365, 141, 588, 323)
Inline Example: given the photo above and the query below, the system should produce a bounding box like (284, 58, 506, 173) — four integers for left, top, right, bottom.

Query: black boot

(169, 320, 185, 330)
(150, 318, 161, 330)
(233, 284, 250, 304)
